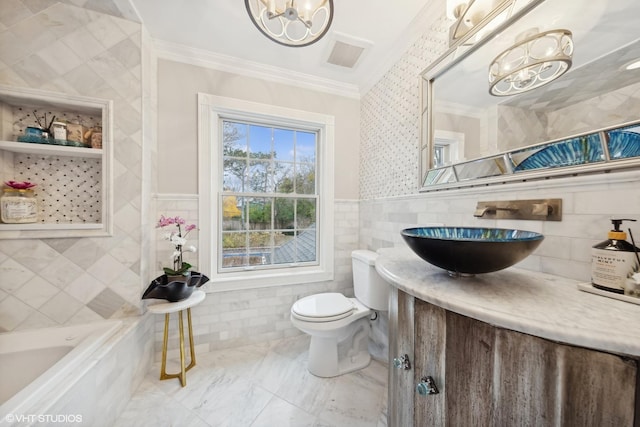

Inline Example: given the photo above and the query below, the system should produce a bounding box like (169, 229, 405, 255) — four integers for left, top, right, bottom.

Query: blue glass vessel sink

(401, 227, 544, 276)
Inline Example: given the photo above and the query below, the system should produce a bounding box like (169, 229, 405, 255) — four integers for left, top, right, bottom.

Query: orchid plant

(4, 180, 37, 190)
(156, 215, 197, 277)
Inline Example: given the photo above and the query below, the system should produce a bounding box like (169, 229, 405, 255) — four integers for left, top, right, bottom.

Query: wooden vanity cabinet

(389, 289, 639, 426)
(388, 287, 415, 425)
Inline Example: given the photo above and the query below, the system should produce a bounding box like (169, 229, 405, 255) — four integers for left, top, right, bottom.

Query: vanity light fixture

(488, 28, 573, 96)
(446, 0, 532, 46)
(244, 0, 333, 47)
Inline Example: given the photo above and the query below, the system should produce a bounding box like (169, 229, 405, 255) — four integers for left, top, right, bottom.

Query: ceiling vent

(327, 41, 366, 68)
(325, 33, 372, 69)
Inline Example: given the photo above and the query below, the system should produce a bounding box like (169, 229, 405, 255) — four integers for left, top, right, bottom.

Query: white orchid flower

(170, 235, 187, 246)
(156, 215, 199, 276)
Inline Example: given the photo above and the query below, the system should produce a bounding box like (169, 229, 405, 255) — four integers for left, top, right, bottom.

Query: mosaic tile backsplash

(359, 7, 450, 200)
(13, 153, 102, 223)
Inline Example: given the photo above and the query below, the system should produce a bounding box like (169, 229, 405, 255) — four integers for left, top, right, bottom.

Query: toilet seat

(291, 293, 355, 322)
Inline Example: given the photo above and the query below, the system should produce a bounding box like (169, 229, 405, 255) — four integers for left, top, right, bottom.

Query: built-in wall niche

(0, 85, 112, 239)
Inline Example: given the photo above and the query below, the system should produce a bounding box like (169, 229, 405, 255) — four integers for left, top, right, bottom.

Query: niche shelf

(0, 85, 113, 239)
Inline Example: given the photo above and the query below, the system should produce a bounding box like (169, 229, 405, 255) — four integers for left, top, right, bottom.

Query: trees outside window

(221, 120, 318, 269)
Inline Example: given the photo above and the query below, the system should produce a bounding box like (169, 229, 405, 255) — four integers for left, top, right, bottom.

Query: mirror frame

(419, 0, 640, 191)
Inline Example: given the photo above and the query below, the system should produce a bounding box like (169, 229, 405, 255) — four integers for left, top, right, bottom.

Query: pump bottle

(591, 219, 640, 293)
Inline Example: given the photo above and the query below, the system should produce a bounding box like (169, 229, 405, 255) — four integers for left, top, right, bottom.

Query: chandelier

(488, 29, 573, 96)
(244, 0, 334, 47)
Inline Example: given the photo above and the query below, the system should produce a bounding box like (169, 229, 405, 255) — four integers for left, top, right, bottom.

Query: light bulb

(267, 0, 275, 17)
(625, 60, 640, 70)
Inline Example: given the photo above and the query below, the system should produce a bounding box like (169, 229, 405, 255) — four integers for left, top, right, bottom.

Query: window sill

(201, 267, 334, 292)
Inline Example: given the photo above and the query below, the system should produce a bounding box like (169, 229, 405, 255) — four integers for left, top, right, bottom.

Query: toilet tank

(351, 250, 389, 311)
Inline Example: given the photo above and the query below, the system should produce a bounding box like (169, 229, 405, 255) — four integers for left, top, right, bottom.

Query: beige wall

(152, 61, 374, 353)
(156, 59, 360, 199)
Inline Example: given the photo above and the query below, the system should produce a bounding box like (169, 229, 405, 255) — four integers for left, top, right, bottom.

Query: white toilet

(290, 249, 389, 377)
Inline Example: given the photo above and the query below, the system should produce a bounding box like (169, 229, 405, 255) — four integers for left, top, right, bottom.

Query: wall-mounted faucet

(474, 199, 562, 221)
(474, 205, 519, 217)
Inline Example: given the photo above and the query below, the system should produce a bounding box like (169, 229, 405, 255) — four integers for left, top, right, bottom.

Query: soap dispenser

(591, 219, 640, 293)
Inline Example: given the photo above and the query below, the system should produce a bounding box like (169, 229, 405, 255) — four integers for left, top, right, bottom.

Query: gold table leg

(159, 307, 197, 387)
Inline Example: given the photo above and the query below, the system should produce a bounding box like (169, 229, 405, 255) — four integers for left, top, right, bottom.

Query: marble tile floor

(114, 335, 388, 427)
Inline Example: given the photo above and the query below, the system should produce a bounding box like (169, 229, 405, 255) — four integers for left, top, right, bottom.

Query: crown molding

(153, 39, 361, 99)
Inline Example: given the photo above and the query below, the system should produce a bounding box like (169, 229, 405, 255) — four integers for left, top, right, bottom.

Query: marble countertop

(376, 247, 640, 358)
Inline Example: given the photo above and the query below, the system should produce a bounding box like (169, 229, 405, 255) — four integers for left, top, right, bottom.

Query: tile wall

(359, 5, 450, 200)
(7, 0, 634, 370)
(358, 3, 640, 283)
(0, 1, 147, 332)
(44, 315, 154, 427)
(151, 198, 393, 362)
(359, 172, 640, 282)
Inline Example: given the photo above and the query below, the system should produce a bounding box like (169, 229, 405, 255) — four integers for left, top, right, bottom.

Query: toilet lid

(292, 293, 355, 321)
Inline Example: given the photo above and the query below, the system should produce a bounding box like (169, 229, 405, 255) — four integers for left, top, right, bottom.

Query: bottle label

(1, 197, 38, 223)
(53, 126, 67, 140)
(591, 248, 639, 291)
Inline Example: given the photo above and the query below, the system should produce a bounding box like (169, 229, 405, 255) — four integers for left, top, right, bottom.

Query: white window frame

(434, 129, 465, 166)
(198, 93, 334, 291)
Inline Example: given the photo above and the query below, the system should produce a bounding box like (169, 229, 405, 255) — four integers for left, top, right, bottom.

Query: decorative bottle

(591, 219, 640, 293)
(0, 188, 38, 223)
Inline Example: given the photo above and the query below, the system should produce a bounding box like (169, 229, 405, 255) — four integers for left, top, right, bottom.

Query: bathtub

(0, 320, 122, 424)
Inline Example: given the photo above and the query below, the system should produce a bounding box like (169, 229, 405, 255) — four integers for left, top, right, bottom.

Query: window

(433, 144, 447, 168)
(433, 130, 465, 167)
(221, 120, 318, 269)
(198, 94, 335, 291)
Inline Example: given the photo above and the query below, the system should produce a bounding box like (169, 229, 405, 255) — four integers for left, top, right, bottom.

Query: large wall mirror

(420, 0, 640, 190)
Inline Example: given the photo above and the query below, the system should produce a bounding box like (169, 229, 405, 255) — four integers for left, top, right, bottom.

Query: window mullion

(220, 117, 319, 272)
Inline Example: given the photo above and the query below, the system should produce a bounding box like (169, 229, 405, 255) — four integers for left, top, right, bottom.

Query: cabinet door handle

(392, 354, 411, 370)
(416, 376, 439, 395)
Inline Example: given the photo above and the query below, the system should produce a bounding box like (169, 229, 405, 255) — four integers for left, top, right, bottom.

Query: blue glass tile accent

(513, 133, 604, 172)
(607, 127, 640, 160)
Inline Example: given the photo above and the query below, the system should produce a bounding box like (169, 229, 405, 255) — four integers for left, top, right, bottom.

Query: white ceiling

(127, 0, 436, 97)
